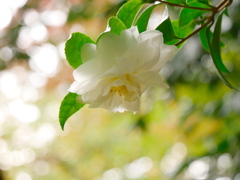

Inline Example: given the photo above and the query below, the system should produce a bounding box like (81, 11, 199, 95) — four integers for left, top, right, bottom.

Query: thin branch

(173, 0, 232, 46)
(158, 0, 215, 11)
(175, 17, 213, 46)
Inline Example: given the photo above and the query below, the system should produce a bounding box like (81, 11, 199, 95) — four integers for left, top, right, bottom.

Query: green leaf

(172, 19, 195, 38)
(116, 0, 144, 28)
(199, 27, 210, 51)
(165, 0, 186, 4)
(156, 17, 179, 44)
(108, 16, 127, 35)
(199, 27, 225, 52)
(196, 0, 212, 6)
(59, 92, 85, 130)
(211, 13, 230, 73)
(179, 1, 210, 27)
(135, 4, 157, 33)
(206, 19, 238, 90)
(65, 33, 95, 69)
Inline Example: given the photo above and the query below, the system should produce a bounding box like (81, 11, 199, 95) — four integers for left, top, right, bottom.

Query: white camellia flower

(69, 26, 178, 113)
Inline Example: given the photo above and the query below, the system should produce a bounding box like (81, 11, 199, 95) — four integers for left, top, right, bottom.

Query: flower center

(110, 85, 128, 96)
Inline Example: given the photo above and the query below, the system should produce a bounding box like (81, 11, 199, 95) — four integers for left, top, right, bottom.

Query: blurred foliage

(0, 0, 240, 180)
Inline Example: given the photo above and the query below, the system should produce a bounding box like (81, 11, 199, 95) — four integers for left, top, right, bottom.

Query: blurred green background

(0, 0, 240, 179)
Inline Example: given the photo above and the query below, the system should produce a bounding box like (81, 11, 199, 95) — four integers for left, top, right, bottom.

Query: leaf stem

(173, 0, 232, 46)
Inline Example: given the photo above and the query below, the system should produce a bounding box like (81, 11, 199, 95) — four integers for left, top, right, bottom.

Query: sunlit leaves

(65, 33, 95, 69)
(135, 4, 157, 33)
(116, 0, 143, 28)
(59, 92, 85, 130)
(179, 1, 211, 27)
(108, 16, 127, 35)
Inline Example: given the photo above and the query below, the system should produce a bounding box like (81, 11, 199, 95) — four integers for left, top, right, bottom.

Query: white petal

(137, 30, 163, 44)
(89, 93, 140, 113)
(123, 38, 161, 73)
(97, 30, 137, 68)
(120, 26, 139, 39)
(147, 6, 169, 30)
(153, 44, 178, 70)
(81, 43, 97, 63)
(69, 59, 103, 94)
(131, 71, 166, 87)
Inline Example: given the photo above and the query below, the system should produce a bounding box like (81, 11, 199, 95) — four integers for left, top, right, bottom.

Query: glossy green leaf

(211, 13, 230, 73)
(179, 1, 210, 27)
(165, 0, 186, 4)
(65, 33, 95, 69)
(59, 92, 85, 130)
(108, 16, 127, 35)
(116, 0, 144, 28)
(135, 4, 157, 33)
(156, 17, 179, 44)
(172, 19, 195, 38)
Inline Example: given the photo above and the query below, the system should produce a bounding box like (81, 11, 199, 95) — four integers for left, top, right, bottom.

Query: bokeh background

(0, 0, 240, 179)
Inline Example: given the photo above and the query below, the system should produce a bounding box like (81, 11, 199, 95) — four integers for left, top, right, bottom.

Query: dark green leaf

(116, 0, 144, 28)
(211, 13, 230, 73)
(108, 16, 127, 35)
(206, 23, 238, 90)
(223, 8, 229, 16)
(59, 92, 85, 130)
(179, 1, 210, 27)
(156, 17, 179, 44)
(135, 4, 157, 33)
(199, 27, 210, 51)
(65, 33, 95, 69)
(199, 27, 225, 52)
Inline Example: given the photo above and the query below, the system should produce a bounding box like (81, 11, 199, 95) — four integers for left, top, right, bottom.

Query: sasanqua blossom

(69, 26, 178, 113)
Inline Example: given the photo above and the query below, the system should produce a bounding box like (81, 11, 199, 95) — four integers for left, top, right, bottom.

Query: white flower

(69, 26, 178, 113)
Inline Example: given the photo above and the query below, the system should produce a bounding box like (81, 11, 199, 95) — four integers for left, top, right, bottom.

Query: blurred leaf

(156, 17, 180, 44)
(67, 5, 84, 22)
(67, 2, 96, 22)
(116, 0, 144, 28)
(223, 8, 229, 16)
(179, 1, 210, 27)
(135, 4, 157, 33)
(65, 33, 95, 69)
(59, 92, 85, 130)
(172, 157, 197, 179)
(108, 16, 127, 35)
